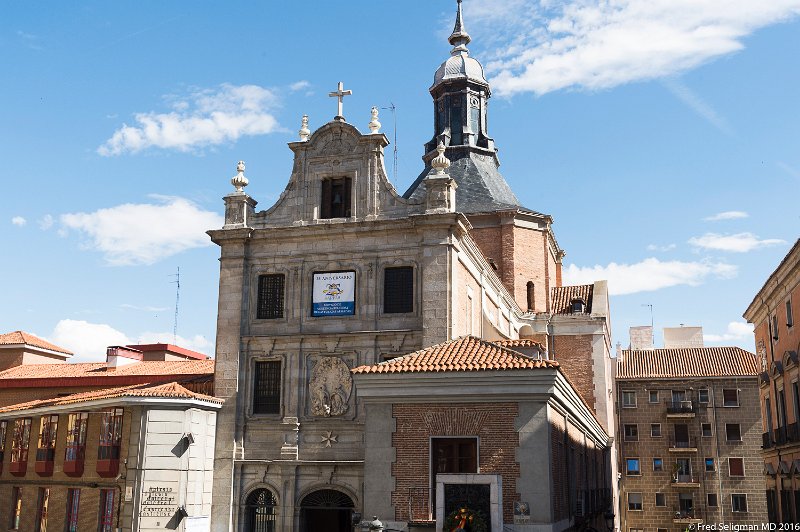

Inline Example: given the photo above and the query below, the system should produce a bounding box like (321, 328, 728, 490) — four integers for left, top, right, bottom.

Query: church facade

(208, 2, 617, 531)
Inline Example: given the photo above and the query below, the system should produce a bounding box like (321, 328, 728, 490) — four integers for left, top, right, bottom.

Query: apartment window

(729, 457, 745, 477)
(788, 299, 794, 328)
(98, 489, 115, 532)
(726, 423, 742, 441)
(320, 176, 352, 218)
(65, 488, 80, 532)
(702, 423, 712, 437)
(624, 424, 639, 441)
(651, 423, 662, 437)
(708, 493, 718, 507)
(64, 412, 88, 475)
(35, 488, 49, 532)
(256, 274, 285, 320)
(653, 457, 663, 471)
(627, 492, 643, 511)
(431, 437, 478, 511)
(705, 457, 715, 471)
(10, 418, 31, 475)
(698, 388, 709, 403)
(723, 389, 739, 407)
(626, 458, 641, 475)
(657, 529, 667, 532)
(622, 391, 637, 407)
(655, 493, 666, 507)
(253, 361, 281, 414)
(773, 315, 780, 341)
(9, 487, 22, 529)
(384, 267, 414, 314)
(0, 420, 6, 471)
(649, 390, 658, 403)
(97, 408, 123, 477)
(732, 494, 748, 513)
(36, 414, 58, 474)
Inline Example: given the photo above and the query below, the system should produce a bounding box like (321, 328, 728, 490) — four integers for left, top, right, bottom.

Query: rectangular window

(10, 418, 31, 467)
(626, 458, 640, 475)
(10, 487, 22, 529)
(773, 315, 779, 340)
(98, 408, 123, 460)
(726, 423, 742, 441)
(622, 391, 636, 407)
(65, 412, 88, 462)
(627, 492, 643, 511)
(98, 489, 115, 532)
(256, 274, 285, 319)
(698, 389, 709, 403)
(732, 494, 748, 513)
(624, 424, 638, 441)
(723, 389, 739, 407)
(653, 457, 663, 471)
(0, 420, 6, 467)
(431, 437, 478, 512)
(655, 493, 666, 507)
(702, 423, 712, 437)
(788, 299, 794, 328)
(253, 361, 281, 414)
(35, 488, 49, 532)
(65, 489, 80, 532)
(651, 423, 662, 437)
(729, 457, 745, 477)
(708, 493, 718, 507)
(649, 390, 658, 403)
(320, 176, 352, 219)
(384, 267, 414, 314)
(705, 457, 715, 471)
(36, 414, 58, 464)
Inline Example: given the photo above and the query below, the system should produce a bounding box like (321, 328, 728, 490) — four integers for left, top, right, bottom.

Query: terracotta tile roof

(0, 381, 222, 413)
(617, 347, 760, 380)
(551, 285, 593, 315)
(0, 331, 73, 355)
(492, 339, 545, 350)
(0, 359, 213, 381)
(352, 336, 558, 374)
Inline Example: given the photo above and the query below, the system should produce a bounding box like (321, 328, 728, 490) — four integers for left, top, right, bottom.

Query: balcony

(764, 432, 774, 449)
(8, 458, 27, 476)
(666, 400, 696, 417)
(34, 447, 55, 476)
(96, 444, 120, 478)
(674, 508, 703, 524)
(63, 445, 85, 476)
(672, 474, 700, 488)
(669, 437, 698, 452)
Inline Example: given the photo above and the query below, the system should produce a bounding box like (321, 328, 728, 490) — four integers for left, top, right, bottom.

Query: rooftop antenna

(170, 267, 181, 344)
(641, 303, 654, 329)
(382, 102, 397, 183)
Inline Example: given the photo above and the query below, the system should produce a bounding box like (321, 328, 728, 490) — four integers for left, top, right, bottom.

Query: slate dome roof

(433, 52, 488, 88)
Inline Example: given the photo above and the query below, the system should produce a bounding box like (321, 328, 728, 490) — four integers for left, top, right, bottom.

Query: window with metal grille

(11, 418, 31, 464)
(10, 487, 22, 529)
(65, 412, 88, 462)
(257, 274, 285, 320)
(36, 414, 58, 463)
(35, 488, 49, 532)
(98, 489, 115, 532)
(320, 177, 352, 219)
(245, 488, 277, 532)
(65, 489, 80, 532)
(253, 361, 281, 414)
(384, 267, 413, 314)
(98, 408, 123, 460)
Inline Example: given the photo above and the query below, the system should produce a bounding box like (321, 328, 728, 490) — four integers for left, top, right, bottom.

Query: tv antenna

(641, 303, 654, 329)
(170, 267, 181, 344)
(382, 102, 397, 183)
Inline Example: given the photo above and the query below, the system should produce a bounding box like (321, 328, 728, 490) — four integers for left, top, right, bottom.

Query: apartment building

(616, 343, 767, 531)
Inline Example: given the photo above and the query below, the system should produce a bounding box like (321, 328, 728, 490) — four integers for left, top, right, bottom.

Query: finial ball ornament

(431, 141, 451, 175)
(231, 160, 249, 192)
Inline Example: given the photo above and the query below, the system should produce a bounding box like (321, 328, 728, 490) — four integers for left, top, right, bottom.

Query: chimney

(106, 346, 143, 369)
(663, 326, 704, 348)
(629, 326, 654, 350)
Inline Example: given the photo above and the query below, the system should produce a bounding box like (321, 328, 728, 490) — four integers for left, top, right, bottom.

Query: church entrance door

(299, 489, 354, 532)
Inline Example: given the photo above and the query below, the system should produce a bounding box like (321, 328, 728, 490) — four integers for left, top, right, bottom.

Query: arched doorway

(244, 488, 277, 532)
(299, 489, 354, 532)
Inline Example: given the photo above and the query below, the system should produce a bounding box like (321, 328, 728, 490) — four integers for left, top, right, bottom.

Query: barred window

(320, 177, 352, 219)
(253, 361, 281, 415)
(384, 267, 413, 314)
(257, 274, 285, 320)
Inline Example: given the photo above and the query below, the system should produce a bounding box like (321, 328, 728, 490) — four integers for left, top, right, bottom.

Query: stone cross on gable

(328, 81, 352, 122)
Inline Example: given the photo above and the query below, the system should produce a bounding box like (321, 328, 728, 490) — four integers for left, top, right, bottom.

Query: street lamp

(604, 509, 615, 532)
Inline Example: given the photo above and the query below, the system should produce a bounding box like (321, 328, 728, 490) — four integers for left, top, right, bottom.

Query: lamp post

(604, 509, 615, 532)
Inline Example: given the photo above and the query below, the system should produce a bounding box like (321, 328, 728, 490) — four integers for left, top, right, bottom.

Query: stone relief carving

(309, 357, 353, 417)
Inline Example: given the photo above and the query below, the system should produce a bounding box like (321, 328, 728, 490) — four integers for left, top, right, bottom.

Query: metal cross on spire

(328, 81, 352, 122)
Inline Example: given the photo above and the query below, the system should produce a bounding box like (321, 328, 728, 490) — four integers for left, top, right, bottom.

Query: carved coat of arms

(309, 357, 352, 417)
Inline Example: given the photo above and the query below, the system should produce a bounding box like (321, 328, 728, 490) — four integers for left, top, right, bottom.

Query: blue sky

(2, 1, 798, 361)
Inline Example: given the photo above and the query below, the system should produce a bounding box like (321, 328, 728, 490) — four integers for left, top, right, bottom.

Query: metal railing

(668, 437, 697, 449)
(666, 400, 695, 414)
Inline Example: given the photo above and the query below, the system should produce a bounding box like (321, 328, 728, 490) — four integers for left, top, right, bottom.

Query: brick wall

(391, 402, 520, 523)
(553, 334, 596, 413)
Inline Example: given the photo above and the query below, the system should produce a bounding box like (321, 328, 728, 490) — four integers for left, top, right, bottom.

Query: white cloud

(663, 78, 732, 135)
(98, 83, 280, 155)
(703, 211, 749, 221)
(38, 214, 54, 230)
(688, 232, 786, 253)
(704, 321, 754, 343)
(646, 243, 676, 252)
(464, 0, 800, 96)
(289, 80, 310, 92)
(11, 216, 26, 227)
(50, 319, 131, 362)
(59, 196, 223, 266)
(563, 257, 737, 295)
